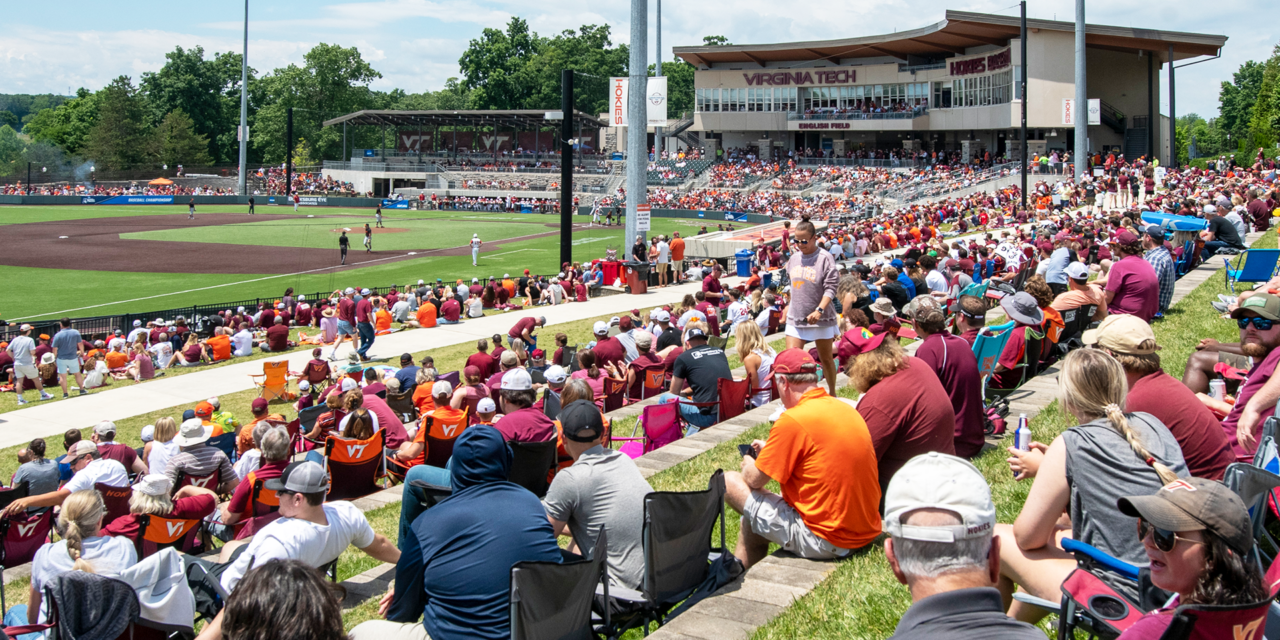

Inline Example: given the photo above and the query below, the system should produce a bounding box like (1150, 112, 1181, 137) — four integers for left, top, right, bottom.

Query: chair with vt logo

(96, 482, 133, 529)
(323, 431, 387, 501)
(636, 364, 668, 402)
(249, 360, 292, 402)
(175, 468, 221, 494)
(603, 377, 627, 413)
(0, 482, 54, 615)
(133, 514, 205, 558)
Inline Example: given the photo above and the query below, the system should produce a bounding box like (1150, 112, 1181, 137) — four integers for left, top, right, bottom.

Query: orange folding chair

(134, 514, 205, 558)
(323, 431, 387, 501)
(250, 360, 291, 402)
(637, 365, 667, 401)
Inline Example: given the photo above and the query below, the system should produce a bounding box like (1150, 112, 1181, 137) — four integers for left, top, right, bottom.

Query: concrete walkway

(0, 278, 736, 450)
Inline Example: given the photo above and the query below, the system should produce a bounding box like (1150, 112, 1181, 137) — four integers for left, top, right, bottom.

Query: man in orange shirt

(104, 345, 130, 369)
(236, 397, 286, 451)
(205, 327, 232, 361)
(502, 274, 516, 299)
(725, 349, 881, 568)
(669, 232, 686, 281)
(409, 298, 437, 329)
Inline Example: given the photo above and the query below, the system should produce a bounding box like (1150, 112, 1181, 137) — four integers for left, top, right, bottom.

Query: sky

(1, 0, 1275, 119)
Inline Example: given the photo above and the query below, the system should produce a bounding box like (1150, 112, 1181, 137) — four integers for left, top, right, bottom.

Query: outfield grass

(0, 205, 737, 321)
(120, 216, 555, 250)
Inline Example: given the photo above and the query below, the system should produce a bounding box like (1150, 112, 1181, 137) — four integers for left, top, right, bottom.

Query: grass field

(0, 205, 737, 321)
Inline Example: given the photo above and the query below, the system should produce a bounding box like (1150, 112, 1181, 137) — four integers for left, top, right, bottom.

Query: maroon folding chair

(0, 503, 53, 614)
(323, 431, 387, 501)
(717, 378, 750, 421)
(175, 468, 221, 493)
(95, 482, 132, 529)
(603, 377, 627, 413)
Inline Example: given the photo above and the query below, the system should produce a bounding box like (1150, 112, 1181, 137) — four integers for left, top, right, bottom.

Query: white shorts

(56, 359, 81, 375)
(743, 490, 851, 559)
(784, 323, 837, 342)
(13, 364, 38, 380)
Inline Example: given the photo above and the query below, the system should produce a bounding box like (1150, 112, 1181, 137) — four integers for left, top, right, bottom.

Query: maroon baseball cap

(464, 365, 482, 378)
(837, 329, 887, 361)
(251, 397, 268, 412)
(772, 349, 817, 375)
(1116, 230, 1140, 245)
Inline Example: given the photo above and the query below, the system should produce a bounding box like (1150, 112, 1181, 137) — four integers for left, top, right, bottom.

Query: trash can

(735, 250, 754, 277)
(761, 271, 773, 290)
(624, 261, 650, 294)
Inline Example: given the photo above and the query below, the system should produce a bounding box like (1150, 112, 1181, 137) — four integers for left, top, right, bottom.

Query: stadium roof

(673, 10, 1226, 67)
(322, 109, 604, 130)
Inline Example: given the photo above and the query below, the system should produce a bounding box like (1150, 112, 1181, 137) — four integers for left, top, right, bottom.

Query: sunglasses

(797, 238, 810, 245)
(1238, 317, 1275, 331)
(1138, 519, 1205, 553)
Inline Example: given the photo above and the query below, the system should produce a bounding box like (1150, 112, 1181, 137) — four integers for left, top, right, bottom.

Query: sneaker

(16, 398, 26, 405)
(63, 393, 69, 399)
(1211, 301, 1229, 313)
(1218, 294, 1237, 305)
(40, 392, 53, 400)
(78, 389, 88, 396)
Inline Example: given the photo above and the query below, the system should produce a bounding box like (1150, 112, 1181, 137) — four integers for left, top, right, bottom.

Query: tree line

(1, 19, 708, 180)
(1176, 42, 1280, 164)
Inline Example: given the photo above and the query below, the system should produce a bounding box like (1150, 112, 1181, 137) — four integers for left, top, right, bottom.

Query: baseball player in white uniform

(470, 234, 482, 266)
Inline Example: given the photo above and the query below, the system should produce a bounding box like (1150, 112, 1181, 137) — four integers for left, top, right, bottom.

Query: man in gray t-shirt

(13, 440, 61, 510)
(543, 401, 653, 590)
(6, 324, 53, 404)
(50, 319, 87, 397)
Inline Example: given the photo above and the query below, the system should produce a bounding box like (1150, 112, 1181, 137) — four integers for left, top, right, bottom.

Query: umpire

(339, 231, 350, 265)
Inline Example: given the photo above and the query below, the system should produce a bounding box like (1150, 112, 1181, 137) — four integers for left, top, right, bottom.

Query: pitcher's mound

(331, 227, 408, 234)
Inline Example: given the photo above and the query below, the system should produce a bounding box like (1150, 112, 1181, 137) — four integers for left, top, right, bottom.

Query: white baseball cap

(340, 378, 359, 392)
(94, 421, 117, 436)
(653, 310, 671, 322)
(1065, 262, 1089, 280)
(418, 279, 425, 285)
(344, 287, 355, 295)
(298, 380, 311, 391)
(544, 365, 568, 384)
(500, 368, 533, 391)
(883, 452, 995, 542)
(593, 321, 609, 335)
(133, 474, 174, 497)
(477, 398, 497, 413)
(432, 380, 454, 396)
(298, 294, 305, 301)
(133, 320, 142, 327)
(140, 424, 155, 442)
(361, 288, 371, 296)
(503, 273, 510, 278)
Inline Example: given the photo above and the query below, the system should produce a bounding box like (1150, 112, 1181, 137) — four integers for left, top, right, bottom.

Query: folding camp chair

(636, 364, 668, 401)
(249, 360, 291, 402)
(1012, 537, 1152, 640)
(564, 347, 580, 373)
(249, 478, 280, 518)
(301, 359, 332, 387)
(766, 309, 782, 335)
(0, 482, 53, 615)
(386, 389, 418, 423)
(1174, 240, 1196, 277)
(438, 370, 461, 388)
(96, 482, 132, 529)
(603, 377, 627, 413)
(1225, 249, 1280, 293)
(615, 402, 683, 459)
(133, 514, 205, 558)
(706, 335, 728, 350)
(599, 471, 737, 637)
(1223, 462, 1280, 567)
(507, 439, 558, 498)
(323, 431, 387, 501)
(750, 373, 779, 404)
(717, 378, 750, 421)
(175, 468, 220, 493)
(206, 432, 238, 463)
(973, 320, 1015, 380)
(2, 573, 139, 640)
(387, 409, 469, 481)
(510, 529, 608, 640)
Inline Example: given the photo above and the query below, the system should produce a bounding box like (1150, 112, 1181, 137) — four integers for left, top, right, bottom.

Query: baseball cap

(1081, 314, 1160, 355)
(500, 350, 519, 366)
(93, 421, 116, 436)
(772, 348, 817, 375)
(1203, 204, 1217, 214)
(1118, 478, 1253, 556)
(133, 474, 173, 497)
(1065, 262, 1090, 280)
(1115, 230, 1139, 245)
(251, 397, 269, 413)
(684, 327, 707, 341)
(884, 452, 996, 542)
(1231, 293, 1280, 321)
(340, 378, 359, 392)
(344, 287, 355, 295)
(360, 288, 371, 296)
(182, 409, 197, 421)
(838, 329, 887, 359)
(463, 365, 482, 379)
(560, 400, 605, 443)
(653, 309, 671, 322)
(593, 321, 609, 335)
(544, 365, 568, 384)
(19, 323, 32, 332)
(133, 320, 142, 327)
(66, 440, 98, 462)
(432, 380, 454, 397)
(298, 380, 311, 391)
(195, 401, 214, 419)
(500, 368, 533, 391)
(265, 461, 330, 494)
(477, 398, 497, 414)
(140, 424, 155, 443)
(1144, 225, 1165, 240)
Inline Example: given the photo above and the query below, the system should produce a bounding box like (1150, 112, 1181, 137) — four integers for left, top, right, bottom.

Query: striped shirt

(1144, 246, 1176, 313)
(165, 444, 237, 494)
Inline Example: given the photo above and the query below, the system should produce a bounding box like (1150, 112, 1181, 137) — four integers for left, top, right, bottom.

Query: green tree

(253, 43, 382, 163)
(459, 17, 545, 110)
(0, 111, 17, 130)
(1220, 60, 1266, 148)
(1248, 51, 1279, 153)
(702, 35, 732, 46)
(83, 76, 149, 170)
(149, 109, 212, 167)
(651, 60, 695, 118)
(0, 125, 25, 177)
(390, 79, 473, 110)
(526, 25, 628, 115)
(140, 46, 252, 164)
(23, 88, 100, 155)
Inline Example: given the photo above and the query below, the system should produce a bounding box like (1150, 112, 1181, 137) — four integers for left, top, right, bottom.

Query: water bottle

(1013, 413, 1031, 478)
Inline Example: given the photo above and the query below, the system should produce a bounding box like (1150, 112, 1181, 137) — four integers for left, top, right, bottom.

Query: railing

(793, 158, 925, 169)
(880, 162, 1020, 204)
(788, 106, 928, 121)
(322, 161, 612, 175)
(898, 62, 947, 73)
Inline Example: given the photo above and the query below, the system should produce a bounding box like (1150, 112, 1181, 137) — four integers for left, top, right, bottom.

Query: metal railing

(788, 106, 928, 121)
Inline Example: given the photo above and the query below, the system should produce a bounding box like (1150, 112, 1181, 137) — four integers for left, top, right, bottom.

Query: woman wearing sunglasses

(996, 348, 1188, 622)
(1115, 477, 1268, 638)
(784, 216, 840, 394)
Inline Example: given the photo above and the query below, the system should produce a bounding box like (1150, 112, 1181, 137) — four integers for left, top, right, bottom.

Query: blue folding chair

(972, 320, 1014, 382)
(1225, 249, 1280, 293)
(1174, 240, 1195, 276)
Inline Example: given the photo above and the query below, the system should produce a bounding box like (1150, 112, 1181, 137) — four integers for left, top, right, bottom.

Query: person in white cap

(7, 323, 52, 404)
(493, 368, 555, 442)
(1050, 261, 1108, 323)
(475, 397, 499, 424)
(91, 421, 148, 475)
(101, 473, 218, 541)
(536, 365, 569, 418)
(3, 440, 129, 516)
(127, 319, 148, 346)
(190, 461, 400, 640)
(882, 453, 1042, 639)
(470, 233, 482, 266)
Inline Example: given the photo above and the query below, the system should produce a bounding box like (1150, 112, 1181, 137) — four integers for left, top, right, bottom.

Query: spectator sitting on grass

(92, 420, 148, 476)
(149, 332, 175, 368)
(725, 349, 881, 569)
(175, 333, 210, 367)
(908, 297, 985, 460)
(883, 453, 1043, 640)
(261, 317, 294, 352)
(1050, 262, 1107, 322)
(954, 295, 987, 346)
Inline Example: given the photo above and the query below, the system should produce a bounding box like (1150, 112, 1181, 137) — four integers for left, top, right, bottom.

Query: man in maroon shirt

(493, 369, 556, 442)
(909, 298, 985, 459)
(262, 317, 292, 352)
(440, 296, 462, 324)
(355, 288, 375, 362)
(1083, 314, 1233, 480)
(589, 321, 626, 368)
(329, 288, 358, 361)
(92, 421, 147, 475)
(701, 262, 725, 306)
(955, 295, 987, 346)
(1247, 189, 1271, 233)
(466, 339, 497, 378)
(258, 304, 276, 329)
(509, 316, 545, 349)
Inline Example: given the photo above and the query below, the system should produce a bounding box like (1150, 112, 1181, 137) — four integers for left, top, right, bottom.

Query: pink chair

(615, 402, 683, 459)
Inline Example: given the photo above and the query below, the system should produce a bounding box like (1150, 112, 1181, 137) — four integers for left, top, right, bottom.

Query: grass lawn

(0, 205, 740, 321)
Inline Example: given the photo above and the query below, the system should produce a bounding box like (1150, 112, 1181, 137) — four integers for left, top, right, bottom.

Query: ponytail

(342, 390, 364, 412)
(60, 490, 106, 574)
(1103, 402, 1179, 485)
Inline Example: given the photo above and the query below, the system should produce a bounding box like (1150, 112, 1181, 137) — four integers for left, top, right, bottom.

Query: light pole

(1073, 0, 1087, 181)
(238, 0, 249, 196)
(655, 0, 663, 158)
(625, 0, 647, 252)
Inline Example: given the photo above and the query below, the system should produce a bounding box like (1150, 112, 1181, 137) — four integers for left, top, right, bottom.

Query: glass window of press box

(696, 84, 936, 113)
(930, 69, 1013, 109)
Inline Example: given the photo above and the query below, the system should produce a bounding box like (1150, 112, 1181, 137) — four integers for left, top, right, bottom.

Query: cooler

(601, 261, 622, 287)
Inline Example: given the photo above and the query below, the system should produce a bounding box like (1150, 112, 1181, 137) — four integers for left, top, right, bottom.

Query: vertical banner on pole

(635, 203, 651, 232)
(610, 77, 629, 126)
(1086, 99, 1101, 125)
(646, 77, 667, 126)
(1062, 99, 1075, 126)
